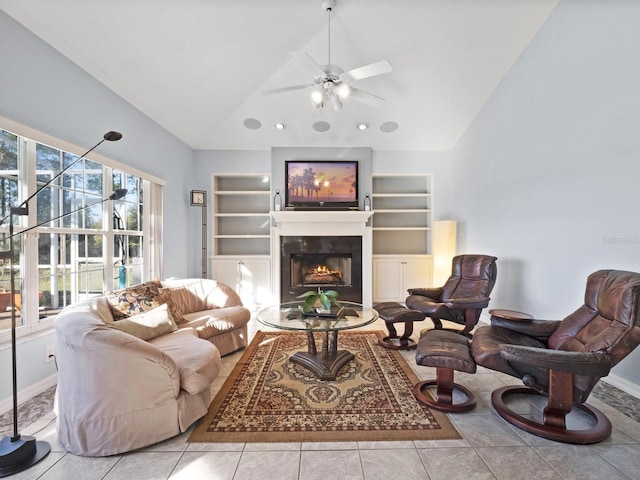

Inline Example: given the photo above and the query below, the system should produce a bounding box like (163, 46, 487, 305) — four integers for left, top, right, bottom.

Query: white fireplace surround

(270, 211, 374, 307)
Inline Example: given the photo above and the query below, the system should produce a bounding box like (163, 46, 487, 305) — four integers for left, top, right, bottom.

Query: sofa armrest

(149, 329, 221, 394)
(55, 313, 182, 422)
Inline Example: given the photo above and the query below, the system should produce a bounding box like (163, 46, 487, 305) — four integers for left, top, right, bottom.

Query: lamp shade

(433, 220, 457, 286)
(109, 189, 128, 200)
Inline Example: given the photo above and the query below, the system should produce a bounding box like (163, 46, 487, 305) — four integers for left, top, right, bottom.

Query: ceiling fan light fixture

(311, 89, 324, 106)
(263, 0, 392, 110)
(335, 83, 350, 99)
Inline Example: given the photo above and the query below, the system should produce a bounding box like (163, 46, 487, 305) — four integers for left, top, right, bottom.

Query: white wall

(451, 0, 640, 385)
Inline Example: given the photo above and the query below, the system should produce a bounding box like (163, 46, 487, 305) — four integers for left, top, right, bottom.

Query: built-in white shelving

(371, 174, 432, 255)
(371, 174, 433, 302)
(212, 174, 271, 256)
(211, 174, 272, 306)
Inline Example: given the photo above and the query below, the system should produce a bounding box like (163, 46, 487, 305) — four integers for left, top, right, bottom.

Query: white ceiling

(0, 0, 559, 151)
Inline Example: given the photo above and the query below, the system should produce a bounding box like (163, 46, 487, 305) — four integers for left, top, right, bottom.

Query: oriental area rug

(188, 330, 461, 443)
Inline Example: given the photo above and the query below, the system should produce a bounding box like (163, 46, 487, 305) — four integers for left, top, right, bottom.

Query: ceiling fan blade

(262, 84, 310, 95)
(344, 60, 393, 82)
(349, 87, 386, 107)
(291, 51, 327, 76)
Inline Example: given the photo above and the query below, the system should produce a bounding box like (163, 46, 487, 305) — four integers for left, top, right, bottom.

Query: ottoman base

(374, 302, 426, 351)
(414, 330, 477, 412)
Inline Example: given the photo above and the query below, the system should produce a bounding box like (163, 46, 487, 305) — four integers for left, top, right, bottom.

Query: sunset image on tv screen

(287, 162, 357, 202)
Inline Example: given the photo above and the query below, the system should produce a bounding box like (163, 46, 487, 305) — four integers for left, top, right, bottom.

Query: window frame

(0, 118, 165, 343)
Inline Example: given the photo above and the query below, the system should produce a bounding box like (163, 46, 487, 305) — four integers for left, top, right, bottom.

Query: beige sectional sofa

(54, 278, 251, 456)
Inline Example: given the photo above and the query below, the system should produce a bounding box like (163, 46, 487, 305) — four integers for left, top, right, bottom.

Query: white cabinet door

(211, 257, 272, 308)
(405, 258, 432, 291)
(211, 258, 241, 291)
(373, 255, 433, 303)
(373, 257, 405, 303)
(237, 258, 272, 308)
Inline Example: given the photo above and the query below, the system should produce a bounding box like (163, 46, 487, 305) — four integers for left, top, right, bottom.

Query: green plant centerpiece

(297, 288, 341, 315)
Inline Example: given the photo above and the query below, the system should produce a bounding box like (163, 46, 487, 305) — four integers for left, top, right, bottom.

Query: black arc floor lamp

(0, 131, 123, 477)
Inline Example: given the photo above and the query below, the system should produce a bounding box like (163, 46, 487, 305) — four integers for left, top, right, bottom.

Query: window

(0, 127, 162, 338)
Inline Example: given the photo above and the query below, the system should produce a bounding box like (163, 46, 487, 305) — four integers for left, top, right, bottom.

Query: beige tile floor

(13, 315, 640, 480)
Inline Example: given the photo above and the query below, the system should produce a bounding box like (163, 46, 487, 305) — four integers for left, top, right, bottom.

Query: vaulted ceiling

(0, 0, 559, 150)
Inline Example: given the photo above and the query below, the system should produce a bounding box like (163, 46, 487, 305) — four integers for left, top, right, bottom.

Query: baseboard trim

(0, 374, 58, 415)
(600, 373, 640, 400)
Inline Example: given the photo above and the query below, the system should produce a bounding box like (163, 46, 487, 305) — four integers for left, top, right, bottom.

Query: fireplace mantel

(270, 210, 374, 307)
(271, 210, 373, 235)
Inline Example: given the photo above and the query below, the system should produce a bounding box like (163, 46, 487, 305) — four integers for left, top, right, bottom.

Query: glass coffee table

(256, 301, 379, 380)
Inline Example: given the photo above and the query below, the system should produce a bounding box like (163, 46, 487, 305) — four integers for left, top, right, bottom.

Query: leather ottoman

(413, 329, 477, 412)
(374, 302, 426, 350)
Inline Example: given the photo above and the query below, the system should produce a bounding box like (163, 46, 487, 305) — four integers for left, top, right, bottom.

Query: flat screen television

(285, 160, 359, 210)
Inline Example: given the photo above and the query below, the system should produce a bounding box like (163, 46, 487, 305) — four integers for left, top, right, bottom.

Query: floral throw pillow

(106, 280, 164, 320)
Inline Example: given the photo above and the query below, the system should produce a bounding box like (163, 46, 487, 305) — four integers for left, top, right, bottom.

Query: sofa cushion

(106, 279, 163, 319)
(159, 285, 209, 324)
(181, 306, 251, 339)
(148, 329, 221, 394)
(110, 304, 178, 340)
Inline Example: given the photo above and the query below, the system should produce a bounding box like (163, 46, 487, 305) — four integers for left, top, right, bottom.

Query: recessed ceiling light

(312, 121, 331, 133)
(356, 122, 369, 130)
(243, 118, 262, 130)
(380, 121, 399, 133)
(274, 122, 286, 130)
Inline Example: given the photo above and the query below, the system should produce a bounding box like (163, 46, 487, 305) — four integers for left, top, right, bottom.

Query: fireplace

(290, 254, 351, 288)
(281, 236, 362, 303)
(270, 211, 374, 307)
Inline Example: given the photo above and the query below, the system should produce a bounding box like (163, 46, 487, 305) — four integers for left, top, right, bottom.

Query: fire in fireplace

(281, 236, 362, 303)
(291, 254, 352, 288)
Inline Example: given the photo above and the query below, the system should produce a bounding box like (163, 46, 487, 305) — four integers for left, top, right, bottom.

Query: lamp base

(0, 435, 50, 477)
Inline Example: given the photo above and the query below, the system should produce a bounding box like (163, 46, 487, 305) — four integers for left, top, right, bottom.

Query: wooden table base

(289, 330, 355, 381)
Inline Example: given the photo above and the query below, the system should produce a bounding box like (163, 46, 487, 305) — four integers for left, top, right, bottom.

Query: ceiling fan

(263, 0, 393, 110)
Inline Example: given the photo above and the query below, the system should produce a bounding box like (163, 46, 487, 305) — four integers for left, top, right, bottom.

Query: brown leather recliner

(405, 254, 497, 336)
(471, 269, 640, 444)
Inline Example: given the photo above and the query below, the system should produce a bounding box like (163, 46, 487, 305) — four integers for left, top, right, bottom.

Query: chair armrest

(499, 345, 613, 377)
(491, 317, 561, 341)
(407, 287, 442, 299)
(444, 297, 490, 309)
